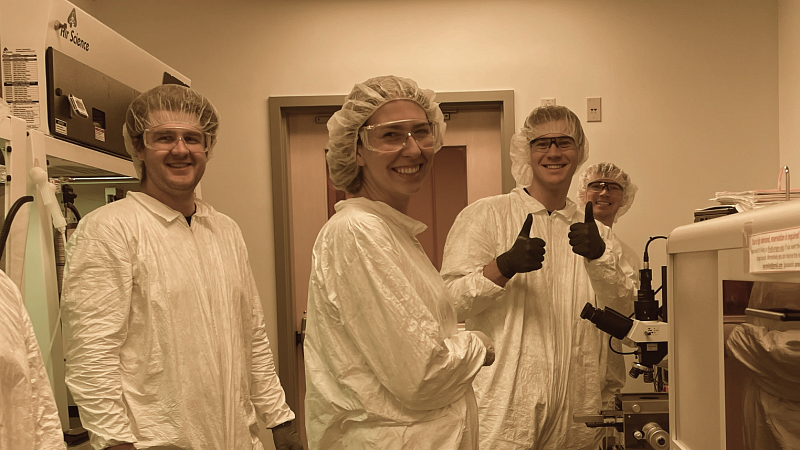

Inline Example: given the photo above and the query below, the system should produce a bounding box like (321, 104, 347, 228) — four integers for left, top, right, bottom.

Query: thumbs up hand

(569, 202, 606, 260)
(496, 213, 546, 279)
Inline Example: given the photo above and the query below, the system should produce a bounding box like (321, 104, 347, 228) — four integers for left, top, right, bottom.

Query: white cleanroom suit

(440, 187, 636, 450)
(61, 192, 295, 450)
(726, 279, 800, 450)
(304, 198, 487, 450)
(726, 323, 800, 450)
(603, 239, 641, 402)
(617, 240, 640, 291)
(0, 270, 65, 450)
(575, 162, 643, 409)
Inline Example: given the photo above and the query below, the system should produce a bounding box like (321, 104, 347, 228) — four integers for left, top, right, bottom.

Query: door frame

(267, 90, 515, 412)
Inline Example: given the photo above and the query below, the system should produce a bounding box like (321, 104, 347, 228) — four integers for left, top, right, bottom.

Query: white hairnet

(509, 105, 588, 187)
(576, 162, 638, 221)
(123, 84, 219, 179)
(326, 75, 446, 194)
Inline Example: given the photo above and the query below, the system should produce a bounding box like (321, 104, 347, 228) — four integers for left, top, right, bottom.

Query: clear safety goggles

(143, 125, 209, 153)
(359, 119, 438, 153)
(530, 136, 577, 152)
(587, 181, 624, 193)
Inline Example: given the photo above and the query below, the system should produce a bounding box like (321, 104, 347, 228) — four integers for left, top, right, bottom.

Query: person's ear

(133, 137, 146, 159)
(356, 146, 366, 167)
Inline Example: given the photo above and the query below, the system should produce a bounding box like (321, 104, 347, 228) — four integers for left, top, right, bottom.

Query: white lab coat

(304, 198, 486, 450)
(61, 192, 294, 450)
(0, 270, 65, 450)
(726, 323, 800, 450)
(440, 187, 636, 450)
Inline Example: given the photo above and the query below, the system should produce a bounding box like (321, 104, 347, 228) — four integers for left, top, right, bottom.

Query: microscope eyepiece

(580, 303, 633, 341)
(580, 303, 597, 320)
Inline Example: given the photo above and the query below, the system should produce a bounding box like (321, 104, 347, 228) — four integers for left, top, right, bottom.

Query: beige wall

(780, 0, 800, 176)
(72, 0, 784, 443)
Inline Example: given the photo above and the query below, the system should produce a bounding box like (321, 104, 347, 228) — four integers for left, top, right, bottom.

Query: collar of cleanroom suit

(60, 191, 295, 450)
(0, 270, 65, 450)
(439, 186, 637, 450)
(303, 197, 487, 450)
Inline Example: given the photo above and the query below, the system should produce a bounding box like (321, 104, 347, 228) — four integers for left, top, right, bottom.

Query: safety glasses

(359, 119, 438, 153)
(143, 125, 209, 153)
(587, 181, 624, 193)
(530, 136, 577, 152)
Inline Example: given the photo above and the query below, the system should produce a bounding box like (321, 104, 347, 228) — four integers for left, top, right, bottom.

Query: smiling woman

(354, 100, 433, 213)
(303, 75, 494, 450)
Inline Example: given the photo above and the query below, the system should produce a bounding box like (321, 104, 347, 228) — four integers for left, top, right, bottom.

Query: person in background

(304, 75, 493, 450)
(726, 282, 800, 450)
(440, 105, 636, 449)
(576, 161, 640, 290)
(576, 162, 641, 446)
(61, 84, 302, 450)
(0, 269, 65, 450)
(576, 162, 638, 229)
(727, 320, 800, 450)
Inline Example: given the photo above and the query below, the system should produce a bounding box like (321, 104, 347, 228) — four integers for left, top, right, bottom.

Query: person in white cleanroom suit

(304, 75, 494, 450)
(0, 270, 65, 450)
(61, 85, 302, 450)
(440, 106, 636, 449)
(576, 162, 641, 446)
(576, 162, 638, 230)
(575, 161, 640, 302)
(726, 282, 800, 450)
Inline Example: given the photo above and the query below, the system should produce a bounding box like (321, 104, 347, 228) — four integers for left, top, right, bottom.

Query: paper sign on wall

(749, 226, 800, 273)
(2, 48, 41, 129)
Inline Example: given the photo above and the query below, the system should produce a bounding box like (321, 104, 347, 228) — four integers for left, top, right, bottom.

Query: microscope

(581, 264, 668, 384)
(574, 237, 670, 450)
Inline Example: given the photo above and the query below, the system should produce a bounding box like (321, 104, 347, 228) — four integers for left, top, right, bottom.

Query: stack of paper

(712, 189, 800, 210)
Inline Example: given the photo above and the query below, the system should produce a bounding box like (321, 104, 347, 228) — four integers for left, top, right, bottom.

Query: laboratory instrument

(576, 237, 670, 449)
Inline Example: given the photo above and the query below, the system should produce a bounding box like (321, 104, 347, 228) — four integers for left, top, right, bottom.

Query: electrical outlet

(587, 97, 601, 122)
(541, 98, 556, 106)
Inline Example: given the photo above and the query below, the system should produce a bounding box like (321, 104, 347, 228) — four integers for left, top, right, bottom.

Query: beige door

(271, 94, 513, 446)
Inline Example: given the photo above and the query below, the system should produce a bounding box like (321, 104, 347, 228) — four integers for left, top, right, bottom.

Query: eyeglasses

(359, 119, 438, 153)
(143, 125, 209, 153)
(530, 136, 577, 152)
(587, 181, 624, 193)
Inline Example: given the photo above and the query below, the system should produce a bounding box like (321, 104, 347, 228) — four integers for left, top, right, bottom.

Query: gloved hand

(271, 421, 303, 450)
(569, 202, 606, 260)
(495, 213, 546, 279)
(470, 330, 495, 366)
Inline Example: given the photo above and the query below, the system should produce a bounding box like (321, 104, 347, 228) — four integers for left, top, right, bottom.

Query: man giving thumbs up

(569, 202, 606, 260)
(441, 105, 636, 450)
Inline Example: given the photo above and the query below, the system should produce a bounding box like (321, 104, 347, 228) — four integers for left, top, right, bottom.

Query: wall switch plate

(541, 98, 556, 106)
(587, 97, 601, 122)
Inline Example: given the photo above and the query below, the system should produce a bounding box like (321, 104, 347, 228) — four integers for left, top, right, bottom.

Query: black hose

(0, 196, 34, 260)
(65, 202, 81, 222)
(643, 235, 668, 265)
(609, 335, 636, 355)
